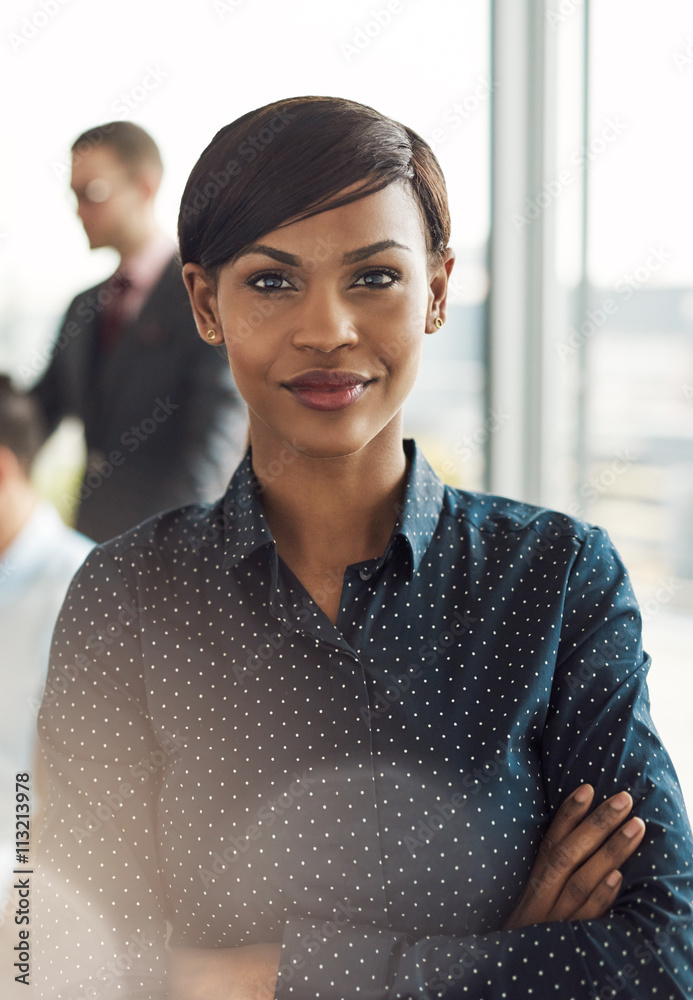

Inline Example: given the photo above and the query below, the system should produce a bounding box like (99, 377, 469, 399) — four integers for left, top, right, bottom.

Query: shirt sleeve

(35, 546, 168, 1000)
(29, 309, 74, 436)
(275, 526, 693, 999)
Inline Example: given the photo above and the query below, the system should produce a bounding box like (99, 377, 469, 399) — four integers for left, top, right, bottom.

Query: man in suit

(32, 122, 247, 543)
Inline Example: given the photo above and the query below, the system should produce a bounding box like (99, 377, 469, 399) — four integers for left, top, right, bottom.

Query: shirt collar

(392, 439, 446, 576)
(220, 451, 275, 571)
(119, 230, 175, 291)
(220, 439, 446, 579)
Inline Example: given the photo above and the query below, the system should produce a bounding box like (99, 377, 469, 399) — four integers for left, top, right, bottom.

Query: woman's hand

(504, 784, 646, 929)
(168, 942, 282, 1000)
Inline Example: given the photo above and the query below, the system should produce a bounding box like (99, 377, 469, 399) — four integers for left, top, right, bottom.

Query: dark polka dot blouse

(36, 442, 693, 998)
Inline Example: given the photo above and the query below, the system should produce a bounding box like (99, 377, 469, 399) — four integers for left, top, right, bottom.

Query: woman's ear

(426, 248, 456, 332)
(182, 263, 223, 345)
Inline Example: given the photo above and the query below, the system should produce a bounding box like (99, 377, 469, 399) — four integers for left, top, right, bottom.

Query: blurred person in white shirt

(0, 375, 93, 883)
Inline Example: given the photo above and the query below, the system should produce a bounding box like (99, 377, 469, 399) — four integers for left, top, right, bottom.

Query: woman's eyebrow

(342, 240, 412, 263)
(234, 244, 298, 265)
(235, 240, 411, 267)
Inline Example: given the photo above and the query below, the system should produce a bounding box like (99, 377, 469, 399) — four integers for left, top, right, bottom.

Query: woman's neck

(251, 426, 408, 617)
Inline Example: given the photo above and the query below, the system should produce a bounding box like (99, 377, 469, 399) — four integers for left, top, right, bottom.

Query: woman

(37, 97, 692, 999)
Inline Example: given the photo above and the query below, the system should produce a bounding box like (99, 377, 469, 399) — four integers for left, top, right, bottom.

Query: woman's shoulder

(440, 481, 600, 546)
(93, 497, 227, 565)
(437, 484, 631, 598)
(407, 441, 599, 546)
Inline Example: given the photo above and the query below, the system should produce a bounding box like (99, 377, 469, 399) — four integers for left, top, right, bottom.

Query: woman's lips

(283, 370, 372, 412)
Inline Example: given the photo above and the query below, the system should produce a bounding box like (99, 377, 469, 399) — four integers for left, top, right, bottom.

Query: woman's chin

(249, 406, 402, 463)
(265, 427, 382, 463)
(287, 437, 372, 462)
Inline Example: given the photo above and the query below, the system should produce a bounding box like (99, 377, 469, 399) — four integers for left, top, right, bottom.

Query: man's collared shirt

(118, 229, 176, 324)
(37, 442, 693, 999)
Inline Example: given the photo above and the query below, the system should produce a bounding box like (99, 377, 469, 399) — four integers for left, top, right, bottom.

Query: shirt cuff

(275, 914, 408, 999)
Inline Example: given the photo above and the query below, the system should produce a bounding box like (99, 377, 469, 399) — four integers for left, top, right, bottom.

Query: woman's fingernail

(623, 817, 644, 838)
(574, 785, 592, 803)
(611, 791, 631, 811)
(606, 870, 621, 888)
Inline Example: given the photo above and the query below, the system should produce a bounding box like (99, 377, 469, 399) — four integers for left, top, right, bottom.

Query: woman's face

(185, 181, 454, 460)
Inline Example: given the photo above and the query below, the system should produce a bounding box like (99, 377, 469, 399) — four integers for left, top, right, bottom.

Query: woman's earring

(206, 329, 218, 341)
(434, 317, 444, 329)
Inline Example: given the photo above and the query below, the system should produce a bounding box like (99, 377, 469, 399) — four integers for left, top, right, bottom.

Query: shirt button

(359, 568, 372, 581)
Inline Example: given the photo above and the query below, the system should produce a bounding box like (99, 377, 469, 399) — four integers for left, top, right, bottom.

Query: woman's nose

(290, 289, 359, 353)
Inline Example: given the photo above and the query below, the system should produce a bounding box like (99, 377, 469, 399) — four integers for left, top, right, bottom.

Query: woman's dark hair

(0, 375, 46, 475)
(178, 96, 450, 275)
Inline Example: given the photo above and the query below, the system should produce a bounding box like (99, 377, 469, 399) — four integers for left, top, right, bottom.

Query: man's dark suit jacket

(33, 257, 247, 543)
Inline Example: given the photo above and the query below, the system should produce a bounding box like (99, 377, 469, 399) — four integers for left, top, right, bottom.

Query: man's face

(70, 145, 147, 251)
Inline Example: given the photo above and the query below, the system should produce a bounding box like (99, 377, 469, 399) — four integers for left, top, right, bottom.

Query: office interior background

(1, 0, 691, 808)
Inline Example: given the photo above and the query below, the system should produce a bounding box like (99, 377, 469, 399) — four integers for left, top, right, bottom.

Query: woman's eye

(248, 273, 291, 291)
(353, 269, 400, 287)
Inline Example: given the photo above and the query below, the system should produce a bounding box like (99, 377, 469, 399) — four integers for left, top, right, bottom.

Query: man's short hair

(0, 375, 46, 475)
(71, 121, 163, 177)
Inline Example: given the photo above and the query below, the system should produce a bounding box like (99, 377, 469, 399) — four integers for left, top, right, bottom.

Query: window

(486, 0, 693, 808)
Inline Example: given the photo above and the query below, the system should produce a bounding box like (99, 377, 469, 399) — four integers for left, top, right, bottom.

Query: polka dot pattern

(36, 442, 693, 998)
